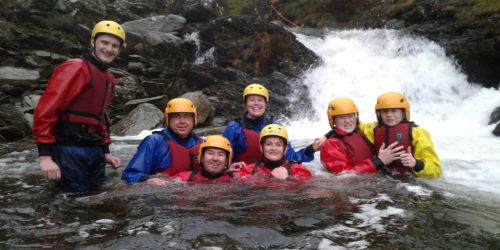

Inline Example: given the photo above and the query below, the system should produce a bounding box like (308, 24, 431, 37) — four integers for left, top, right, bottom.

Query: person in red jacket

(320, 98, 403, 175)
(235, 124, 312, 182)
(174, 135, 245, 182)
(32, 21, 125, 192)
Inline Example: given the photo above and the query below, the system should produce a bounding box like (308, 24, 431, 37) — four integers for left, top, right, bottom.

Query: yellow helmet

(164, 98, 197, 125)
(243, 83, 269, 102)
(259, 124, 288, 144)
(198, 135, 233, 167)
(375, 92, 410, 120)
(91, 20, 126, 45)
(327, 97, 359, 128)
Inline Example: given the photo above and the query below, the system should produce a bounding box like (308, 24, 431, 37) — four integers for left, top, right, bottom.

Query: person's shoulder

(225, 120, 243, 130)
(173, 171, 191, 181)
(144, 130, 169, 143)
(359, 121, 378, 130)
(410, 123, 431, 136)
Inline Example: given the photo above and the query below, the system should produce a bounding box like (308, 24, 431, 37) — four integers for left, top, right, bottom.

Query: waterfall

(287, 29, 500, 196)
(183, 31, 216, 65)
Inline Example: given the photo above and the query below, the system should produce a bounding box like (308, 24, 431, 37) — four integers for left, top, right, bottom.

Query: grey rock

(0, 66, 39, 81)
(112, 103, 164, 136)
(180, 91, 213, 125)
(124, 95, 170, 113)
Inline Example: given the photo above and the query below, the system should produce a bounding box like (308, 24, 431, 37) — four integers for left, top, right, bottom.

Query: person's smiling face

(245, 95, 267, 119)
(91, 34, 121, 64)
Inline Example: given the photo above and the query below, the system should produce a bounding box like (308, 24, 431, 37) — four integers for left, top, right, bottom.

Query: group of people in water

(32, 20, 441, 192)
(121, 83, 441, 185)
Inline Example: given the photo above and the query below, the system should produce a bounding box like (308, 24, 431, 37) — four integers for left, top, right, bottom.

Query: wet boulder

(198, 15, 321, 77)
(182, 0, 230, 23)
(180, 91, 213, 125)
(111, 103, 164, 136)
(122, 15, 188, 75)
(0, 104, 31, 142)
(493, 123, 500, 137)
(123, 95, 170, 114)
(490, 106, 500, 137)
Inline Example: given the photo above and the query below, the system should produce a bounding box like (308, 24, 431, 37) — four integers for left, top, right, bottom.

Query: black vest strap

(187, 170, 199, 182)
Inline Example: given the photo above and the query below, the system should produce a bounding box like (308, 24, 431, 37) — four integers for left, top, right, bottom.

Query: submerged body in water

(0, 137, 499, 249)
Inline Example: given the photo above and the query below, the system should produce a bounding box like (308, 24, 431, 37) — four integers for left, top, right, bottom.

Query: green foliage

(226, 0, 252, 15)
(452, 0, 500, 20)
(280, 0, 378, 27)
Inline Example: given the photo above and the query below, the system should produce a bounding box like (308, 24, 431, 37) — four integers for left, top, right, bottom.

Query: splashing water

(286, 29, 500, 197)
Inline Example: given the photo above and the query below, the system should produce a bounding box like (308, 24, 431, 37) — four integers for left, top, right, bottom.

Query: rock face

(112, 103, 164, 136)
(199, 15, 320, 77)
(0, 1, 319, 140)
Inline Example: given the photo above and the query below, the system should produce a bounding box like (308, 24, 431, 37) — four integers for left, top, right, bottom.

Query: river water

(1, 29, 499, 249)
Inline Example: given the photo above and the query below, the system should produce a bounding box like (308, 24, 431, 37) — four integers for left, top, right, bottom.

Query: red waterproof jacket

(235, 160, 312, 181)
(174, 170, 234, 182)
(320, 129, 377, 174)
(33, 59, 115, 152)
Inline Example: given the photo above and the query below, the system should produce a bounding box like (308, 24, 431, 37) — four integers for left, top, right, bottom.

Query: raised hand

(400, 146, 416, 168)
(377, 141, 405, 165)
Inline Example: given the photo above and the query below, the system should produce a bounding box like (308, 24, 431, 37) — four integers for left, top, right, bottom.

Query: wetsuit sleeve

(285, 143, 315, 163)
(121, 134, 172, 183)
(358, 121, 378, 143)
(289, 164, 312, 181)
(32, 59, 90, 155)
(232, 163, 255, 179)
(411, 127, 442, 178)
(172, 171, 191, 182)
(223, 121, 246, 161)
(320, 138, 377, 174)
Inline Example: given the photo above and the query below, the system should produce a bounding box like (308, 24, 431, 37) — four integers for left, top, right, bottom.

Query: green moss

(464, 0, 500, 19)
(0, 21, 15, 48)
(226, 0, 251, 15)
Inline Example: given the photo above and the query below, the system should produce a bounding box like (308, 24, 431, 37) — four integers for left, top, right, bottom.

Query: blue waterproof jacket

(222, 116, 315, 163)
(121, 128, 203, 183)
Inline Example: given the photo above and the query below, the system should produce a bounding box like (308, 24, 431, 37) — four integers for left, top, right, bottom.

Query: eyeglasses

(169, 113, 194, 120)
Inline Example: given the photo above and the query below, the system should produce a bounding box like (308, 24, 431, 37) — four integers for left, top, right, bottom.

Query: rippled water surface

(0, 139, 499, 249)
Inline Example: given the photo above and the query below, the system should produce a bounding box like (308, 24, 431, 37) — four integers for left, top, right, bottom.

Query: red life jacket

(329, 129, 374, 166)
(251, 160, 292, 175)
(60, 60, 114, 128)
(374, 122, 415, 172)
(185, 170, 234, 182)
(236, 129, 263, 164)
(153, 130, 202, 176)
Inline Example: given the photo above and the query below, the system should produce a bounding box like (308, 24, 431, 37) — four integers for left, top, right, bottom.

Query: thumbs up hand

(400, 146, 416, 168)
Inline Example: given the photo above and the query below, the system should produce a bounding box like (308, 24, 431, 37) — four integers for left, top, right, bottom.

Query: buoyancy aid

(53, 60, 115, 144)
(186, 170, 234, 182)
(235, 116, 272, 164)
(237, 129, 262, 163)
(374, 122, 415, 172)
(251, 160, 292, 175)
(329, 129, 374, 166)
(153, 130, 202, 176)
(59, 60, 114, 127)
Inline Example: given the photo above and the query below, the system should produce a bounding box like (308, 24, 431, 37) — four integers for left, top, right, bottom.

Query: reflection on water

(0, 140, 499, 249)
